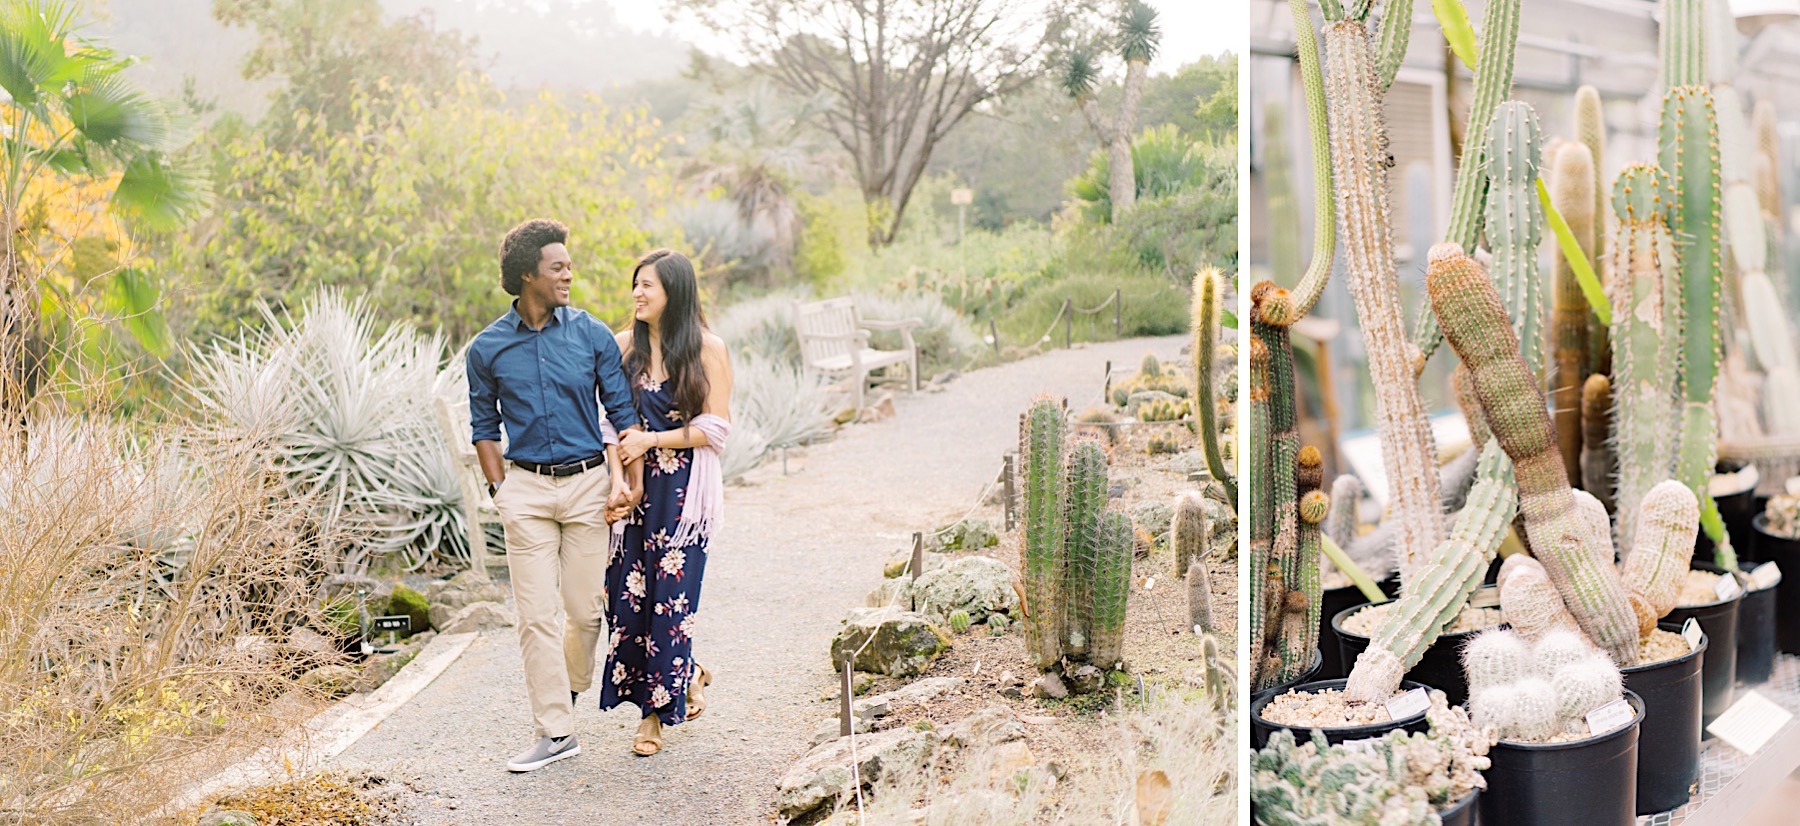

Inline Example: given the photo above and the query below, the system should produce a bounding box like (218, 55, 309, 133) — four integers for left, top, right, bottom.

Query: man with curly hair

(467, 218, 640, 771)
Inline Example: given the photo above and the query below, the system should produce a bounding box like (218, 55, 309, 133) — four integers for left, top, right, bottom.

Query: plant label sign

(1707, 691, 1793, 755)
(1753, 562, 1784, 591)
(1469, 588, 1500, 609)
(1385, 687, 1431, 721)
(1585, 698, 1635, 736)
(1716, 573, 1742, 601)
(1683, 617, 1704, 653)
(372, 615, 411, 633)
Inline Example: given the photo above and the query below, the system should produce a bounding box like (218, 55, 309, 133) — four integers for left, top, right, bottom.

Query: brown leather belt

(512, 453, 606, 477)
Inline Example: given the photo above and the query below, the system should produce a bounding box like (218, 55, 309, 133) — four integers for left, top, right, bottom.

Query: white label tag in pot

(1707, 691, 1793, 755)
(1683, 617, 1704, 652)
(1716, 574, 1741, 601)
(1586, 698, 1635, 736)
(1753, 562, 1783, 590)
(1385, 687, 1430, 720)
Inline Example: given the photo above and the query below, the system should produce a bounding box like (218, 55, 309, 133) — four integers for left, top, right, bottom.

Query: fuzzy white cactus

(1465, 628, 1623, 741)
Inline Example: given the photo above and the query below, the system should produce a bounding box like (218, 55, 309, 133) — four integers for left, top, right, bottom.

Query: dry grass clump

(178, 771, 407, 826)
(0, 416, 344, 824)
(851, 693, 1236, 825)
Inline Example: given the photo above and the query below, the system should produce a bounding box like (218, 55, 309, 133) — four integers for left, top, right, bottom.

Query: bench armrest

(859, 318, 923, 331)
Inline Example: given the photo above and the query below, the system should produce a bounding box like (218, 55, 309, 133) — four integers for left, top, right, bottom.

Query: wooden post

(1103, 360, 1112, 403)
(911, 531, 925, 584)
(1114, 288, 1122, 335)
(989, 318, 1001, 358)
(840, 658, 854, 737)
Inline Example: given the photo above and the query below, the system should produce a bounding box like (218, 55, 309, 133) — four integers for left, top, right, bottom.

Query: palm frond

(113, 150, 208, 231)
(0, 0, 77, 109)
(1058, 48, 1100, 100)
(1117, 2, 1161, 64)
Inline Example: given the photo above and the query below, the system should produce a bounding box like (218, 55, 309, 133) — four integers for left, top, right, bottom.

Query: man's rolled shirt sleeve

(467, 344, 504, 444)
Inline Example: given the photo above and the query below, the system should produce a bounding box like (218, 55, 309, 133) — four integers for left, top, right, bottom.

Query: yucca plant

(1060, 1, 1161, 222)
(183, 291, 464, 573)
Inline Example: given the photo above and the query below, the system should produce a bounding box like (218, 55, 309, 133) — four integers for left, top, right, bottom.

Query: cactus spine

(1344, 441, 1517, 702)
(1192, 268, 1235, 502)
(1609, 163, 1681, 553)
(1551, 141, 1595, 480)
(1426, 242, 1643, 666)
(1019, 397, 1068, 669)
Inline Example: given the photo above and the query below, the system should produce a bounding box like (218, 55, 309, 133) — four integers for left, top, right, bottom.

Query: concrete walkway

(332, 335, 1193, 824)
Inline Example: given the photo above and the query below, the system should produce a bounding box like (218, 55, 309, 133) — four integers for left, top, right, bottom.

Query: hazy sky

(605, 0, 1241, 73)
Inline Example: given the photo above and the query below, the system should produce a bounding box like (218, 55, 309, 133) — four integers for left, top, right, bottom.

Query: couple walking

(465, 219, 732, 770)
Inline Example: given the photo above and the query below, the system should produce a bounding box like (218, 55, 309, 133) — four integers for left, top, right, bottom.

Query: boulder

(298, 664, 359, 697)
(865, 578, 907, 608)
(427, 575, 509, 630)
(908, 557, 1017, 625)
(941, 705, 1027, 749)
(386, 583, 431, 634)
(439, 601, 515, 634)
(852, 676, 965, 720)
(1066, 664, 1105, 695)
(830, 607, 951, 677)
(775, 726, 937, 819)
(811, 714, 874, 746)
(935, 518, 999, 552)
(198, 811, 258, 826)
(1129, 500, 1175, 541)
(1032, 673, 1068, 699)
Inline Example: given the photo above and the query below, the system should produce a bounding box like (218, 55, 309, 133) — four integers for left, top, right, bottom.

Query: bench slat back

(795, 297, 860, 367)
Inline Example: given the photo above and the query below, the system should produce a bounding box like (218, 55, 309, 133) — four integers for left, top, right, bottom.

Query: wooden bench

(795, 296, 921, 412)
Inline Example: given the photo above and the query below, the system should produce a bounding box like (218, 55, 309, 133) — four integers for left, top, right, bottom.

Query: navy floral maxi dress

(600, 375, 709, 725)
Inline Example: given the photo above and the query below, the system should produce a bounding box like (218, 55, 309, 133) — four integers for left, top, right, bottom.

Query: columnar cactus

(1426, 242, 1643, 666)
(1172, 490, 1210, 581)
(1609, 163, 1681, 553)
(1062, 437, 1108, 660)
(1344, 441, 1517, 702)
(1754, 98, 1782, 218)
(1497, 556, 1581, 641)
(1192, 268, 1235, 501)
(1325, 474, 1366, 549)
(1581, 374, 1615, 510)
(1575, 85, 1613, 380)
(1465, 628, 1623, 741)
(1019, 397, 1068, 669)
(1550, 141, 1595, 479)
(1489, 102, 1548, 379)
(1619, 480, 1703, 636)
(1088, 510, 1133, 669)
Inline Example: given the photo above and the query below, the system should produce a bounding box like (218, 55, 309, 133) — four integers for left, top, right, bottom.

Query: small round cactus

(948, 610, 972, 634)
(1464, 627, 1623, 742)
(1462, 629, 1530, 688)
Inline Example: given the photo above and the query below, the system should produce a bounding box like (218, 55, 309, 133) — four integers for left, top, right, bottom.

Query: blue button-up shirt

(467, 304, 639, 465)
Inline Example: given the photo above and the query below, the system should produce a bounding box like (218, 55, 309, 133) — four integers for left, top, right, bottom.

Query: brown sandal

(687, 664, 714, 720)
(633, 714, 663, 756)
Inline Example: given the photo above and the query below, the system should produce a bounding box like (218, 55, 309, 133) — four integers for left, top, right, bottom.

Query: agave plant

(725, 349, 831, 480)
(183, 291, 465, 572)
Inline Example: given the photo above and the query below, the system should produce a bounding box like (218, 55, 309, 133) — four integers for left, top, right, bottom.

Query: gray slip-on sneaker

(506, 735, 580, 772)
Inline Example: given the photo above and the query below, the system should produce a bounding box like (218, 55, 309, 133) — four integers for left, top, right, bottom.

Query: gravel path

(333, 335, 1192, 824)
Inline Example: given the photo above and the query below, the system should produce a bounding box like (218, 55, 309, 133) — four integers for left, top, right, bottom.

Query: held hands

(619, 428, 659, 463)
(605, 474, 642, 524)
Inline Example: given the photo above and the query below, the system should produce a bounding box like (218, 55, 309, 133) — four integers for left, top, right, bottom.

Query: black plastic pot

(1317, 577, 1399, 680)
(1753, 514, 1800, 655)
(1250, 648, 1324, 707)
(1700, 462, 1759, 563)
(1249, 678, 1433, 750)
(1620, 622, 1706, 815)
(1665, 561, 1744, 729)
(1739, 560, 1780, 686)
(1438, 789, 1479, 826)
(1332, 592, 1501, 707)
(1479, 689, 1645, 826)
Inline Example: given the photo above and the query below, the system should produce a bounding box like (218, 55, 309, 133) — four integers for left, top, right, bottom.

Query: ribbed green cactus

(1089, 510, 1133, 669)
(1620, 480, 1702, 636)
(1249, 333, 1274, 689)
(1609, 163, 1680, 554)
(1324, 474, 1365, 548)
(1663, 0, 1706, 89)
(1580, 374, 1615, 510)
(1550, 141, 1595, 480)
(1487, 102, 1548, 378)
(1282, 446, 1327, 685)
(1019, 397, 1068, 669)
(1063, 437, 1108, 660)
(1189, 554, 1214, 633)
(1426, 241, 1643, 666)
(1344, 440, 1517, 702)
(1659, 76, 1733, 569)
(1192, 268, 1236, 502)
(1465, 628, 1622, 741)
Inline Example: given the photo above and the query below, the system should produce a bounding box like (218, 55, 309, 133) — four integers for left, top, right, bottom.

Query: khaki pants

(494, 464, 612, 738)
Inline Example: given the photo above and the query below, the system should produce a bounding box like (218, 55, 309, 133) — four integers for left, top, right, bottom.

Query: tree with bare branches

(678, 0, 1077, 247)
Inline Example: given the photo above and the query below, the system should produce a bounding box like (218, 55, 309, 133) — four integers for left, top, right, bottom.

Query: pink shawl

(608, 414, 729, 548)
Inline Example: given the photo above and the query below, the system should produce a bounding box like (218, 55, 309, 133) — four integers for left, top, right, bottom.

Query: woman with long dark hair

(598, 249, 733, 756)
